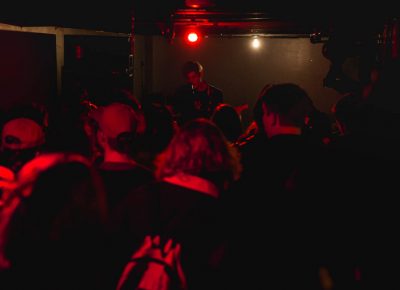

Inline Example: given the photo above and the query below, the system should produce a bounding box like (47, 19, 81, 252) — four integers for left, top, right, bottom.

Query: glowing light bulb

(251, 38, 261, 49)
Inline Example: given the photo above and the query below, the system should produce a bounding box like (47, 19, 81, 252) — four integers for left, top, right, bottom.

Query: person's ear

(263, 104, 278, 126)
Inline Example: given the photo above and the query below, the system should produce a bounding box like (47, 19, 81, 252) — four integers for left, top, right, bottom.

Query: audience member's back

(226, 83, 326, 289)
(236, 83, 320, 195)
(115, 119, 241, 290)
(91, 102, 154, 209)
(4, 160, 109, 290)
(324, 91, 400, 288)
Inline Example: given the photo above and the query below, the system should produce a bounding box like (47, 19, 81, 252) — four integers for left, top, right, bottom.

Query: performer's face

(186, 71, 201, 89)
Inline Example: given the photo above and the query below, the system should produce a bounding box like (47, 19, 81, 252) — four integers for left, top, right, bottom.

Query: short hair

(182, 61, 203, 77)
(90, 101, 144, 154)
(332, 92, 364, 133)
(211, 104, 243, 143)
(155, 118, 241, 190)
(255, 83, 313, 127)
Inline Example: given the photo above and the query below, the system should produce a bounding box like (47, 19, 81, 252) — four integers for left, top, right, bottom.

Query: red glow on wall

(75, 45, 83, 59)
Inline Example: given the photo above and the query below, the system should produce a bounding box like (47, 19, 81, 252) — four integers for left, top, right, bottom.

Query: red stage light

(187, 32, 199, 43)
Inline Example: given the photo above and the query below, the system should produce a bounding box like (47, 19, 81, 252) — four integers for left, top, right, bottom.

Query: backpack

(116, 235, 187, 290)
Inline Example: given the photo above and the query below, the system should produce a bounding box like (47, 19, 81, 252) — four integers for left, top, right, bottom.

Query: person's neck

(103, 150, 134, 164)
(267, 126, 302, 138)
(163, 173, 219, 198)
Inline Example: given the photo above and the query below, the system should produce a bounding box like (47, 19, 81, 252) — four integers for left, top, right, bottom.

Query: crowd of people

(1, 59, 400, 289)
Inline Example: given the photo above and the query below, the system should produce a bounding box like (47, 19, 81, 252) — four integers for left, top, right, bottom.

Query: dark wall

(0, 30, 56, 111)
(143, 36, 341, 126)
(63, 35, 133, 104)
(133, 35, 153, 101)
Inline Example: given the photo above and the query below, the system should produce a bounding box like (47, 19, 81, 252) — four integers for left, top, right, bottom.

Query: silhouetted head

(182, 61, 204, 90)
(211, 104, 243, 143)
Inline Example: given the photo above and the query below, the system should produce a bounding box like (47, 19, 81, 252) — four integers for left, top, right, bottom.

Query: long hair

(155, 119, 241, 190)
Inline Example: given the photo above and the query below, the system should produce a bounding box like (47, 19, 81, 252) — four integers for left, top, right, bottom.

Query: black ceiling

(0, 1, 395, 36)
